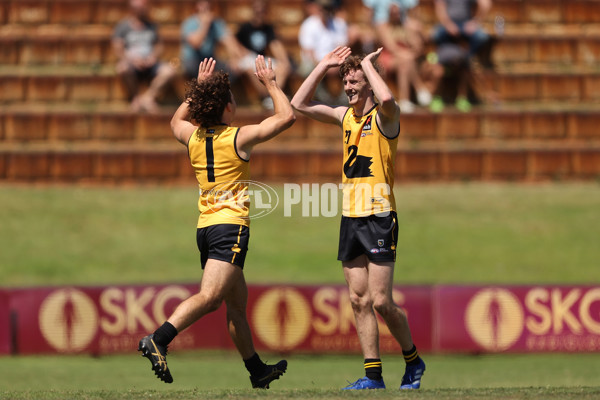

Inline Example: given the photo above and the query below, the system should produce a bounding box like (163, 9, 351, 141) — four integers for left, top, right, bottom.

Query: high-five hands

(254, 55, 276, 86)
(363, 47, 383, 65)
(323, 46, 352, 68)
(197, 57, 216, 83)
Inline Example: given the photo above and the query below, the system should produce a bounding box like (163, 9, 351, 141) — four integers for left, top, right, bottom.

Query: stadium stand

(0, 0, 599, 182)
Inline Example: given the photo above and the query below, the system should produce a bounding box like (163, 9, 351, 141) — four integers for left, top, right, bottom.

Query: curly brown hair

(339, 54, 382, 82)
(185, 71, 232, 128)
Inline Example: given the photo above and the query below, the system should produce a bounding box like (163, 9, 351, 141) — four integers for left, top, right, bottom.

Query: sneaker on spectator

(455, 96, 472, 112)
(398, 99, 416, 113)
(429, 96, 444, 113)
(417, 89, 432, 106)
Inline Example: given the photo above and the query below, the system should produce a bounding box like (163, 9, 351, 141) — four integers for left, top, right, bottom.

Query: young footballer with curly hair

(138, 55, 295, 388)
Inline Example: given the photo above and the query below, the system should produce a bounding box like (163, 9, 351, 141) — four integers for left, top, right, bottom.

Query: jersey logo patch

(361, 115, 373, 137)
(344, 145, 373, 178)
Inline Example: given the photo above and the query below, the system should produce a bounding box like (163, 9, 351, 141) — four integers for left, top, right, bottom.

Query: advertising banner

(2, 284, 599, 355)
(247, 285, 433, 353)
(435, 285, 600, 353)
(3, 283, 432, 355)
(8, 284, 231, 355)
(0, 290, 10, 354)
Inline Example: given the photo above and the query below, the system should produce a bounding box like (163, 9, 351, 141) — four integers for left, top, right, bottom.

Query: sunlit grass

(0, 182, 599, 286)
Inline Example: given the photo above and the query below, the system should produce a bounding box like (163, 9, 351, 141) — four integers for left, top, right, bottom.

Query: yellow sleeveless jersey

(187, 125, 250, 228)
(341, 105, 398, 217)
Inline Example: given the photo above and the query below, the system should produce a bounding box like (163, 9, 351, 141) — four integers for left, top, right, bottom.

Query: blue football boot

(400, 358, 426, 389)
(342, 376, 386, 390)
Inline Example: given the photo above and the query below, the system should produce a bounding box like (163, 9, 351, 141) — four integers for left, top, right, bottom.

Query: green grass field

(1, 182, 599, 399)
(1, 352, 600, 399)
(1, 182, 599, 286)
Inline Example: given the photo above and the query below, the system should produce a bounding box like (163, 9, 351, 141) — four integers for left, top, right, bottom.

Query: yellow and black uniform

(337, 105, 399, 262)
(188, 125, 250, 268)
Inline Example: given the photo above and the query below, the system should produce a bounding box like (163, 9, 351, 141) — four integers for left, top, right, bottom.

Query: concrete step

(1, 0, 199, 26)
(1, 141, 599, 183)
(0, 24, 117, 65)
(1, 64, 599, 105)
(477, 68, 600, 103)
(492, 36, 600, 66)
(2, 103, 600, 144)
(406, 0, 600, 25)
(2, 22, 600, 67)
(0, 104, 308, 143)
(0, 65, 185, 104)
(2, 0, 598, 26)
(0, 0, 306, 32)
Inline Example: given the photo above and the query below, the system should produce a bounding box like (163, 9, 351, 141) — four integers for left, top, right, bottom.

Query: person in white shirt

(298, 0, 349, 104)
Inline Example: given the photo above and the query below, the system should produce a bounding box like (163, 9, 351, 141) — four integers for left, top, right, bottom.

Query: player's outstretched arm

(171, 58, 217, 145)
(170, 101, 195, 145)
(361, 48, 400, 136)
(236, 55, 296, 158)
(291, 46, 351, 125)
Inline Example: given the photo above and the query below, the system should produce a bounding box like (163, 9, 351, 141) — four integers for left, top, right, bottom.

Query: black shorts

(196, 224, 250, 269)
(337, 212, 398, 262)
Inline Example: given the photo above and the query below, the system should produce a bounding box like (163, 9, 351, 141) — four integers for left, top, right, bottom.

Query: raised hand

(322, 46, 352, 68)
(197, 57, 216, 83)
(254, 55, 276, 86)
(363, 47, 383, 65)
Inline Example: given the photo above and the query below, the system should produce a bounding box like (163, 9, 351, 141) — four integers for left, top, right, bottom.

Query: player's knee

(349, 291, 372, 312)
(201, 293, 224, 313)
(372, 296, 395, 317)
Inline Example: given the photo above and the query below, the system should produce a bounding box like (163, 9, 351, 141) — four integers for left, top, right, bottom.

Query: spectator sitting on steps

(363, 0, 433, 113)
(235, 0, 293, 110)
(112, 0, 176, 113)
